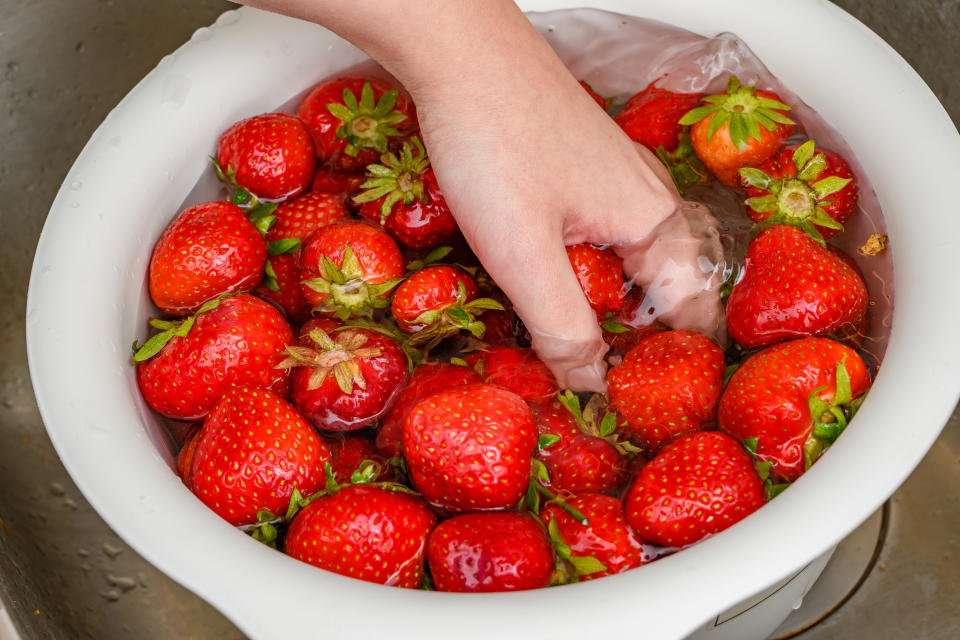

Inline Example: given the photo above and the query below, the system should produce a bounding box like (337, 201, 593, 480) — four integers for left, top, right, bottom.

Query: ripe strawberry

(402, 383, 537, 512)
(254, 190, 351, 321)
(285, 484, 436, 587)
(176, 425, 201, 491)
(600, 287, 669, 354)
(278, 326, 407, 431)
(725, 225, 869, 349)
(184, 384, 331, 526)
(566, 243, 628, 316)
(296, 315, 344, 342)
(740, 140, 858, 242)
(326, 434, 394, 483)
(311, 165, 366, 202)
(148, 201, 266, 315)
(376, 361, 482, 457)
(579, 80, 610, 110)
(607, 330, 725, 452)
(355, 137, 457, 249)
(615, 81, 704, 153)
(216, 112, 316, 201)
(426, 511, 554, 592)
(298, 219, 404, 319)
(533, 400, 627, 495)
(624, 431, 765, 547)
(541, 493, 650, 580)
(135, 294, 293, 421)
(718, 337, 870, 482)
(679, 76, 796, 187)
(465, 346, 558, 405)
(297, 77, 416, 171)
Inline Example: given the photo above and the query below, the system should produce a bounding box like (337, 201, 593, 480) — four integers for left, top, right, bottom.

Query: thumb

(471, 225, 609, 392)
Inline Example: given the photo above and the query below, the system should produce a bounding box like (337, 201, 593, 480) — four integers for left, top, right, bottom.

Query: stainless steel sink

(1, 1, 957, 638)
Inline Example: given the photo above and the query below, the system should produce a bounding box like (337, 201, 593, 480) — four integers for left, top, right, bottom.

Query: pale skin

(236, 0, 724, 391)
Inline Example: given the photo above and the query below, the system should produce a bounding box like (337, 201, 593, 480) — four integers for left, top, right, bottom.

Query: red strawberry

(254, 253, 311, 322)
(566, 243, 628, 316)
(285, 484, 436, 587)
(679, 76, 796, 187)
(135, 294, 293, 421)
(426, 511, 554, 592)
(296, 315, 344, 342)
(624, 431, 765, 547)
(184, 384, 331, 526)
(615, 80, 704, 153)
(466, 346, 558, 405)
(298, 219, 404, 320)
(600, 287, 669, 354)
(579, 80, 610, 110)
(740, 140, 858, 242)
(542, 493, 650, 580)
(355, 138, 457, 249)
(607, 330, 725, 452)
(148, 201, 266, 315)
(216, 112, 316, 201)
(725, 225, 869, 349)
(297, 77, 416, 171)
(376, 361, 482, 457)
(533, 400, 627, 495)
(176, 425, 201, 490)
(326, 434, 394, 483)
(402, 383, 537, 512)
(311, 165, 366, 202)
(279, 326, 407, 432)
(718, 337, 870, 482)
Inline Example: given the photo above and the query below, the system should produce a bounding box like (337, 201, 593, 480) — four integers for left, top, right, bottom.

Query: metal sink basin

(1, 1, 957, 638)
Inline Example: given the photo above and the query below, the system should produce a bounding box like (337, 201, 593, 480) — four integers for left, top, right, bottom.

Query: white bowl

(26, 1, 960, 638)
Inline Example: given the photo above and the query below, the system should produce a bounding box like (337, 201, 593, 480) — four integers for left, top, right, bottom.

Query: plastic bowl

(26, 1, 960, 638)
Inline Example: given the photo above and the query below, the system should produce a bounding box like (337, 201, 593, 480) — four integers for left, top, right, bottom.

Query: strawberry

(278, 326, 407, 432)
(624, 431, 765, 547)
(354, 137, 458, 249)
(326, 434, 394, 484)
(740, 140, 858, 242)
(298, 219, 404, 320)
(184, 384, 331, 526)
(296, 315, 344, 342)
(533, 399, 628, 495)
(725, 225, 869, 349)
(376, 361, 482, 457)
(426, 511, 554, 592)
(254, 190, 351, 321)
(285, 484, 436, 587)
(566, 243, 628, 316)
(600, 287, 669, 354)
(579, 80, 610, 110)
(718, 337, 870, 482)
(402, 383, 538, 512)
(148, 201, 266, 315)
(615, 81, 704, 153)
(541, 493, 650, 580)
(176, 425, 201, 491)
(465, 346, 558, 405)
(311, 165, 366, 202)
(134, 294, 293, 421)
(606, 330, 725, 452)
(297, 77, 416, 171)
(679, 76, 796, 187)
(216, 112, 316, 201)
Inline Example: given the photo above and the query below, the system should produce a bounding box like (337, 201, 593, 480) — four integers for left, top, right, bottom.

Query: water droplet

(109, 136, 122, 148)
(280, 43, 293, 57)
(75, 41, 85, 53)
(39, 265, 52, 274)
(191, 27, 212, 42)
(69, 180, 83, 191)
(70, 201, 80, 209)
(102, 542, 124, 559)
(791, 598, 804, 610)
(6, 61, 19, 73)
(107, 574, 137, 592)
(161, 74, 192, 110)
(164, 171, 174, 183)
(99, 589, 120, 602)
(77, 548, 90, 558)
(49, 482, 65, 496)
(215, 11, 240, 27)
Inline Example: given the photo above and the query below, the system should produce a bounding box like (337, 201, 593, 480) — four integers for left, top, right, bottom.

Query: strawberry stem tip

(132, 295, 227, 362)
(353, 136, 431, 223)
(327, 81, 409, 157)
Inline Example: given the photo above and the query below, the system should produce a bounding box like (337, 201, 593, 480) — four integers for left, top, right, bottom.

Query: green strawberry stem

(301, 246, 403, 320)
(655, 132, 709, 194)
(545, 517, 607, 585)
(403, 286, 505, 355)
(353, 136, 431, 222)
(131, 295, 227, 362)
(527, 460, 588, 524)
(405, 245, 453, 272)
(327, 81, 409, 157)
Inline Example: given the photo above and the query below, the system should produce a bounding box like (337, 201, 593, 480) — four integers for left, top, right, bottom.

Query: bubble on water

(191, 27, 212, 42)
(161, 74, 191, 110)
(216, 11, 240, 27)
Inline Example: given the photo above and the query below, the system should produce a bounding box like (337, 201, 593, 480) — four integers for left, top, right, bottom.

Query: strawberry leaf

(568, 555, 607, 577)
(267, 238, 301, 256)
(599, 412, 617, 437)
(811, 176, 852, 199)
(539, 434, 561, 449)
(263, 258, 280, 292)
(601, 320, 631, 334)
(678, 104, 721, 126)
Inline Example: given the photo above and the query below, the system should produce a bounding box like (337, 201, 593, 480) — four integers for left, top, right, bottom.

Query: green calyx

(740, 437, 792, 502)
(803, 358, 865, 470)
(678, 75, 795, 150)
(546, 516, 607, 585)
(654, 130, 709, 194)
(275, 327, 383, 395)
(556, 390, 641, 456)
(131, 295, 227, 362)
(402, 280, 505, 354)
(301, 245, 402, 320)
(327, 81, 409, 157)
(353, 137, 431, 223)
(741, 140, 850, 246)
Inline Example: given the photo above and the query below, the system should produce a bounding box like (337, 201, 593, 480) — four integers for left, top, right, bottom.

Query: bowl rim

(26, 1, 960, 638)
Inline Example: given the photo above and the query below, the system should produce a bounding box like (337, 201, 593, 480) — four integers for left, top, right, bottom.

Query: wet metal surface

(0, 1, 957, 638)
